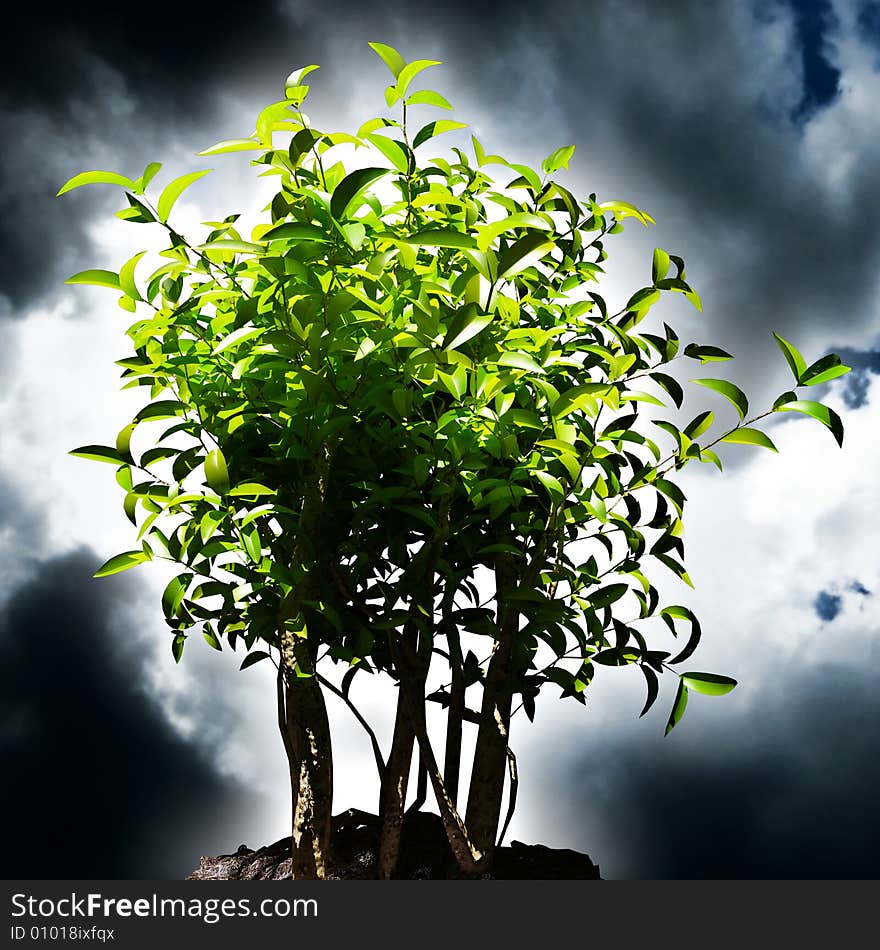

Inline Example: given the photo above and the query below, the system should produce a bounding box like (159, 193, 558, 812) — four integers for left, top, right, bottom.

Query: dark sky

(2, 0, 879, 879)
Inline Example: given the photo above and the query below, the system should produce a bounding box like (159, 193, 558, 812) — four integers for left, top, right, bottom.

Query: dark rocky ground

(187, 809, 601, 880)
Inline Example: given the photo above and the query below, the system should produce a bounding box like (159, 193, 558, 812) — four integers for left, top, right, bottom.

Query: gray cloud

(0, 548, 267, 878)
(551, 658, 880, 878)
(815, 589, 843, 620)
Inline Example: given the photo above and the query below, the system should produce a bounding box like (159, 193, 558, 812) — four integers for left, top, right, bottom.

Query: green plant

(59, 42, 851, 879)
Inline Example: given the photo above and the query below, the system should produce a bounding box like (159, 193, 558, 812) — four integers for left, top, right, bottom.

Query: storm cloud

(0, 550, 265, 878)
(2, 0, 879, 879)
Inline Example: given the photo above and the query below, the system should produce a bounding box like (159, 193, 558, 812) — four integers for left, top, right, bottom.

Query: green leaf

(799, 353, 852, 386)
(115, 424, 135, 459)
(587, 583, 628, 609)
(156, 169, 211, 222)
(397, 59, 441, 97)
(197, 138, 263, 156)
(171, 634, 187, 664)
(683, 410, 714, 439)
(65, 269, 121, 291)
(243, 526, 262, 562)
(496, 351, 544, 374)
(203, 625, 222, 651)
(681, 672, 737, 696)
(369, 41, 406, 78)
(403, 228, 477, 249)
(162, 573, 192, 619)
(70, 445, 126, 465)
(665, 679, 689, 735)
(652, 247, 671, 283)
(135, 162, 162, 193)
(639, 666, 660, 718)
(406, 89, 453, 110)
(541, 145, 575, 175)
(772, 331, 807, 382)
(229, 482, 277, 497)
(438, 365, 468, 400)
(497, 232, 555, 279)
(240, 650, 271, 670)
(135, 400, 186, 422)
(119, 252, 146, 301)
(57, 170, 136, 196)
(551, 383, 607, 419)
(720, 427, 778, 452)
(692, 378, 748, 420)
(261, 222, 331, 243)
(532, 469, 565, 500)
(776, 399, 844, 447)
(412, 120, 467, 149)
(285, 64, 320, 96)
(330, 167, 390, 220)
(443, 306, 493, 351)
(199, 239, 264, 254)
(213, 326, 264, 354)
(685, 344, 734, 363)
(93, 550, 149, 578)
(476, 212, 553, 252)
(205, 447, 230, 495)
(366, 133, 409, 173)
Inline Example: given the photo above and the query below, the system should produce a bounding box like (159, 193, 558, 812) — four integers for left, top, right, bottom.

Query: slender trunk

(284, 641, 333, 879)
(443, 623, 465, 806)
(392, 631, 483, 876)
(276, 445, 336, 879)
(464, 541, 519, 866)
(377, 687, 416, 879)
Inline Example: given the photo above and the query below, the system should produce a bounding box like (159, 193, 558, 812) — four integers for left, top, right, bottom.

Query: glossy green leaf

(229, 482, 277, 497)
(772, 331, 807, 382)
(587, 583, 628, 609)
(397, 59, 441, 97)
(443, 306, 493, 351)
(683, 410, 714, 439)
(330, 167, 390, 220)
(497, 351, 544, 374)
(685, 344, 734, 363)
(240, 650, 271, 670)
(156, 169, 211, 222)
(262, 221, 331, 243)
(639, 666, 659, 718)
(551, 384, 607, 419)
(412, 120, 467, 149)
(69, 445, 126, 465)
(799, 354, 852, 386)
(776, 399, 844, 447)
(720, 427, 778, 452)
(652, 247, 671, 283)
(199, 239, 264, 254)
(213, 326, 264, 354)
(497, 232, 554, 279)
(205, 447, 229, 495)
(406, 89, 453, 110)
(681, 672, 737, 696)
(65, 269, 120, 291)
(366, 133, 409, 173)
(57, 170, 135, 196)
(665, 679, 689, 735)
(93, 550, 149, 578)
(369, 41, 406, 78)
(197, 138, 263, 156)
(403, 228, 477, 249)
(692, 378, 748, 420)
(541, 144, 575, 175)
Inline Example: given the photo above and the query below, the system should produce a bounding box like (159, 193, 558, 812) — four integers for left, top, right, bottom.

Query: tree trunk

(285, 648, 333, 879)
(443, 623, 465, 806)
(377, 687, 416, 879)
(464, 542, 519, 867)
